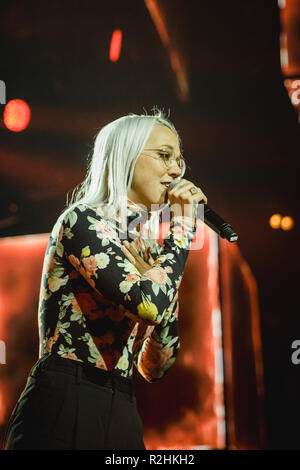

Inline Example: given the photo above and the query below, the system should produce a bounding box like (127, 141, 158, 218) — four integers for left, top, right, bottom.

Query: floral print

(37, 200, 197, 382)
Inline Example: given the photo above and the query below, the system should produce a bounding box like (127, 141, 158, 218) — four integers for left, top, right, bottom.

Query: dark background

(0, 0, 299, 449)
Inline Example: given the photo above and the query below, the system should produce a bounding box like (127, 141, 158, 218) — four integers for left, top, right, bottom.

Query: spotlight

(269, 214, 282, 229)
(3, 99, 31, 132)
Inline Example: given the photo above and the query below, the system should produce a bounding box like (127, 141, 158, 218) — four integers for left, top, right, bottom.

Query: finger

(123, 240, 139, 256)
(168, 180, 207, 203)
(141, 239, 146, 251)
(193, 189, 207, 204)
(173, 182, 207, 203)
(181, 187, 207, 204)
(120, 245, 136, 265)
(168, 180, 192, 196)
(172, 183, 196, 199)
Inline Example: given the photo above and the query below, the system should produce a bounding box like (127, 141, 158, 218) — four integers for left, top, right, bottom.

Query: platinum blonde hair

(59, 108, 185, 234)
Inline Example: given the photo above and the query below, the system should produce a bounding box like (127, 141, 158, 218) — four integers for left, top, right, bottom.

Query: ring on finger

(190, 186, 199, 195)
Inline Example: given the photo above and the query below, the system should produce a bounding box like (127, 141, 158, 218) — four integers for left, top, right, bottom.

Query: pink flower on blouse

(82, 256, 98, 277)
(165, 265, 173, 273)
(96, 355, 108, 370)
(94, 221, 118, 240)
(145, 266, 167, 285)
(45, 327, 60, 353)
(126, 273, 140, 283)
(61, 353, 78, 360)
(139, 341, 174, 378)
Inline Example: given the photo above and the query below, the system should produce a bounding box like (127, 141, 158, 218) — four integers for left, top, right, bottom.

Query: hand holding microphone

(166, 177, 238, 243)
(167, 178, 207, 221)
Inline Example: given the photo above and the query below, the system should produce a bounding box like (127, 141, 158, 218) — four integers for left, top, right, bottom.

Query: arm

(133, 296, 180, 382)
(60, 204, 196, 327)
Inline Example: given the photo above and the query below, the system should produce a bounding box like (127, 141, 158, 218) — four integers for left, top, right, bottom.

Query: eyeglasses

(142, 148, 186, 172)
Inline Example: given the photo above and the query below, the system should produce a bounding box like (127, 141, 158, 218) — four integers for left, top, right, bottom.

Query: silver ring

(190, 186, 198, 195)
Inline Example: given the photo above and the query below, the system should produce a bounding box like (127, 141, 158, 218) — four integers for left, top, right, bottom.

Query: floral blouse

(37, 199, 197, 382)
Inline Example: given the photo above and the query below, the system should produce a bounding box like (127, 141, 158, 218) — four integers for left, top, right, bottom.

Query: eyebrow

(158, 145, 174, 150)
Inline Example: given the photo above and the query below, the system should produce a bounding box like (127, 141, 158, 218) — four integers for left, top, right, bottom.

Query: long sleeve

(60, 204, 196, 328)
(132, 215, 198, 382)
(133, 293, 180, 382)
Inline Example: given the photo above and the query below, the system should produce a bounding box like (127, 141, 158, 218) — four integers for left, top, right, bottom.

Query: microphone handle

(204, 205, 238, 243)
(166, 179, 238, 242)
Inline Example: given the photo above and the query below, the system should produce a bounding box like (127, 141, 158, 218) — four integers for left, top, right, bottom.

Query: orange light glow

(144, 0, 189, 101)
(109, 30, 122, 62)
(3, 99, 31, 132)
(281, 215, 294, 230)
(269, 214, 282, 229)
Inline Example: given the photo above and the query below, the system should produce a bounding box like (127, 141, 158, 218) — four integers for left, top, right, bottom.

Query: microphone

(167, 179, 238, 243)
(203, 205, 238, 242)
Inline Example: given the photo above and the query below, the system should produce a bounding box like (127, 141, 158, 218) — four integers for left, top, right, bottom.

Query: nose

(167, 161, 182, 179)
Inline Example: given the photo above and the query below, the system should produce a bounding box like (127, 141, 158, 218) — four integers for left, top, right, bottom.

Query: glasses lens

(166, 156, 184, 169)
(176, 157, 185, 170)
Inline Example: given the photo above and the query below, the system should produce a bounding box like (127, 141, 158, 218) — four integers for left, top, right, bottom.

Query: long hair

(58, 108, 185, 233)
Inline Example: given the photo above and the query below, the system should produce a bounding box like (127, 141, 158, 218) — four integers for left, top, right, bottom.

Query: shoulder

(59, 203, 122, 242)
(61, 203, 105, 223)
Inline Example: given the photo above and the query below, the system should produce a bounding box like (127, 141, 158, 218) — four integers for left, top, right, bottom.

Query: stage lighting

(3, 99, 31, 132)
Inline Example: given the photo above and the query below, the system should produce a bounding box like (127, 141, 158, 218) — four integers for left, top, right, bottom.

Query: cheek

(131, 158, 164, 190)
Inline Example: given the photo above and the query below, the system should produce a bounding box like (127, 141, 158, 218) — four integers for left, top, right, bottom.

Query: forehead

(146, 125, 180, 151)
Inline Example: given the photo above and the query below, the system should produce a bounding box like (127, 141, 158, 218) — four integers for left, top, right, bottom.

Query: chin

(149, 191, 168, 210)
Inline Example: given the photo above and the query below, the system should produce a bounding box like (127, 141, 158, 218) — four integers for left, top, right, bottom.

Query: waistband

(29, 353, 134, 398)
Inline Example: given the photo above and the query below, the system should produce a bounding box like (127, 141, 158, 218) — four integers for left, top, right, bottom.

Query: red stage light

(3, 99, 31, 132)
(109, 30, 122, 62)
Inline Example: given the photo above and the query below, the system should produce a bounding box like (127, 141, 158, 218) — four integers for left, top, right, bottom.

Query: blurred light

(280, 34, 288, 68)
(280, 48, 288, 68)
(3, 99, 31, 132)
(269, 214, 282, 229)
(281, 216, 294, 231)
(145, 0, 189, 101)
(109, 30, 122, 62)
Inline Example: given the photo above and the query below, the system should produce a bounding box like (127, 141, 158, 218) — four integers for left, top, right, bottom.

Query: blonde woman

(4, 109, 207, 450)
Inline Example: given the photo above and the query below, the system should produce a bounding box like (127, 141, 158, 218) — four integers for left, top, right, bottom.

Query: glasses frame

(142, 148, 186, 175)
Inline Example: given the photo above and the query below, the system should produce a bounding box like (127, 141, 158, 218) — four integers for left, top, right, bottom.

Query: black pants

(3, 353, 146, 450)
